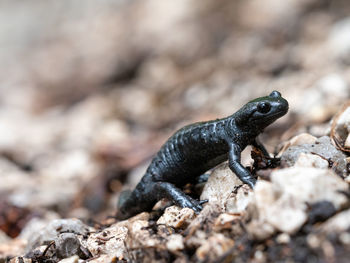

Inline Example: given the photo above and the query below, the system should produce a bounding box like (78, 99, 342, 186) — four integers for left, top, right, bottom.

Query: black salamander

(117, 91, 289, 219)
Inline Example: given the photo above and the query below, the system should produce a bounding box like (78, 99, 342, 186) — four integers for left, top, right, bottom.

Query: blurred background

(1, 0, 350, 239)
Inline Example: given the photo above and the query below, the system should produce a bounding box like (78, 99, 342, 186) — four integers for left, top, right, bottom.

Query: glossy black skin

(117, 91, 289, 219)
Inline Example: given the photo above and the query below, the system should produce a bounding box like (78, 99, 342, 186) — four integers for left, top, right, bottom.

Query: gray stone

(157, 206, 195, 229)
(278, 133, 317, 155)
(294, 153, 329, 168)
(55, 233, 81, 259)
(25, 218, 92, 252)
(280, 136, 347, 177)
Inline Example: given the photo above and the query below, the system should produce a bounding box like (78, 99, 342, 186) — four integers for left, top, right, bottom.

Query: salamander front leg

(252, 138, 270, 157)
(154, 182, 203, 213)
(228, 143, 256, 188)
(252, 138, 281, 168)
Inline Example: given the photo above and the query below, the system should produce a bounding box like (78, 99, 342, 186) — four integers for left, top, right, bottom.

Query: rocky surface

(1, 0, 350, 262)
(280, 136, 348, 177)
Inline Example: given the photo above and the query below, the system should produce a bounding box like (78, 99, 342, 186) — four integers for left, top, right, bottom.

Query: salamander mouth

(269, 107, 289, 118)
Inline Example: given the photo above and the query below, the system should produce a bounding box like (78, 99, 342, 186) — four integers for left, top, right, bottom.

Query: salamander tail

(117, 189, 132, 209)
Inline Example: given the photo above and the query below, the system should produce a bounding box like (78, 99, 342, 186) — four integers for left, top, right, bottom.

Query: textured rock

(185, 202, 222, 234)
(246, 218, 275, 241)
(9, 257, 32, 263)
(24, 219, 92, 252)
(250, 167, 349, 236)
(56, 233, 81, 258)
(294, 153, 329, 168)
(157, 206, 196, 229)
(20, 213, 60, 241)
(225, 184, 255, 214)
(200, 162, 244, 209)
(166, 234, 184, 252)
(255, 180, 308, 234)
(195, 233, 234, 261)
(279, 133, 317, 155)
(185, 230, 207, 249)
(85, 222, 128, 259)
(213, 213, 241, 231)
(128, 220, 158, 247)
(124, 218, 184, 262)
(281, 136, 347, 177)
(271, 167, 348, 209)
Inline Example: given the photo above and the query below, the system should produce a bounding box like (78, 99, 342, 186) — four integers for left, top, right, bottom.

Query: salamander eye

(257, 102, 271, 113)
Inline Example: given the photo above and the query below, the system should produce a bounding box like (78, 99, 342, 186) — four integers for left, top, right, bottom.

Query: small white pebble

(276, 233, 291, 244)
(307, 234, 320, 249)
(339, 232, 350, 245)
(166, 234, 184, 252)
(254, 250, 265, 262)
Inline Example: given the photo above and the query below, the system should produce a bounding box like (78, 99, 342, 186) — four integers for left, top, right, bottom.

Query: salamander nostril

(270, 90, 281, 98)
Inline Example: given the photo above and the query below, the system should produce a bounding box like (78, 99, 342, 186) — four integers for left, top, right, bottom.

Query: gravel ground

(0, 1, 350, 262)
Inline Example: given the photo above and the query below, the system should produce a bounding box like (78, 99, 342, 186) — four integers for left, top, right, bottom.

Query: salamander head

(235, 90, 289, 131)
